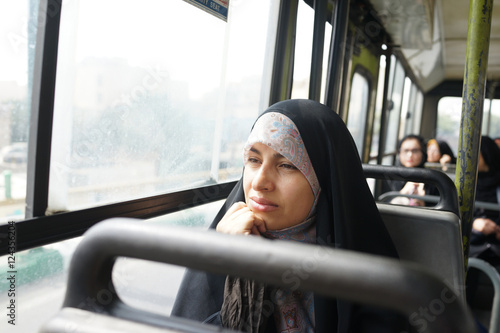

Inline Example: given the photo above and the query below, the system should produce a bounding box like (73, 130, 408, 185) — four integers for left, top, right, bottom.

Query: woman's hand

(400, 182, 425, 196)
(473, 218, 500, 236)
(440, 154, 452, 165)
(399, 182, 425, 206)
(216, 202, 267, 236)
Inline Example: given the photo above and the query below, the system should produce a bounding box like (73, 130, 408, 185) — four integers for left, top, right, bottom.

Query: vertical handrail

(269, 0, 299, 105)
(325, 0, 350, 111)
(456, 0, 494, 273)
(309, 0, 327, 101)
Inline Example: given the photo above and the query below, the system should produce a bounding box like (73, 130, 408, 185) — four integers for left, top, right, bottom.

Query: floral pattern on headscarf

(244, 112, 321, 205)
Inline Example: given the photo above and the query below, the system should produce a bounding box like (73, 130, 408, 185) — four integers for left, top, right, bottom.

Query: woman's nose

(252, 164, 275, 191)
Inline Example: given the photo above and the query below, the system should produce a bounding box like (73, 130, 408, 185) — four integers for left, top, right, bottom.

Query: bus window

(489, 100, 500, 139)
(290, 1, 332, 103)
(47, 0, 278, 213)
(113, 200, 223, 316)
(291, 0, 314, 99)
(483, 98, 500, 139)
(0, 236, 75, 332)
(382, 57, 406, 165)
(0, 199, 223, 332)
(399, 77, 412, 138)
(438, 96, 498, 155)
(409, 88, 424, 135)
(369, 54, 387, 163)
(436, 97, 462, 155)
(400, 78, 423, 138)
(320, 22, 332, 103)
(0, 1, 37, 221)
(346, 71, 370, 156)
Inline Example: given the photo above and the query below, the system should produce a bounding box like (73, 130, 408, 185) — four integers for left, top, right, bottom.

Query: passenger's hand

(400, 182, 425, 196)
(216, 202, 267, 236)
(473, 218, 500, 236)
(440, 154, 452, 165)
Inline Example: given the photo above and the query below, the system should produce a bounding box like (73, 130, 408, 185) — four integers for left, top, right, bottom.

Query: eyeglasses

(401, 149, 422, 155)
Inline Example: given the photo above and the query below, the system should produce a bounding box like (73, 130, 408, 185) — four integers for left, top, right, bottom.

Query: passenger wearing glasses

(382, 134, 428, 206)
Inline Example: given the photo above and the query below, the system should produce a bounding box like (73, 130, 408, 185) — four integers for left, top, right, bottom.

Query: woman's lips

(249, 196, 279, 212)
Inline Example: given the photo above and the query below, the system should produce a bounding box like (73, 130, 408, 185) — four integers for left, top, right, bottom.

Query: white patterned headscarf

(243, 112, 321, 215)
(243, 111, 321, 331)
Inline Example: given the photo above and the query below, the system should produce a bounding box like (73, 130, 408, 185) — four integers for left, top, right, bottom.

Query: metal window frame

(0, 0, 241, 256)
(25, 0, 62, 218)
(1, 181, 236, 255)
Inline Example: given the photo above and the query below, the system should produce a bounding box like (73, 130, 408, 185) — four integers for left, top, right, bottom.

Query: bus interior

(1, 0, 500, 332)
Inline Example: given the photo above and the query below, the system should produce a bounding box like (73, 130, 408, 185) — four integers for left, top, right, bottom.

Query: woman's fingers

(440, 154, 452, 165)
(216, 202, 267, 235)
(473, 218, 498, 235)
(253, 215, 267, 234)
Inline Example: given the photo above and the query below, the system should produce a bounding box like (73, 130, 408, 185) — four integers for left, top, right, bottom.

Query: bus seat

(363, 164, 460, 215)
(363, 165, 465, 298)
(40, 219, 476, 333)
(377, 203, 465, 298)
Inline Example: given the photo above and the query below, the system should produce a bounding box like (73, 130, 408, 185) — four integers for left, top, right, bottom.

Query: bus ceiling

(363, 0, 500, 93)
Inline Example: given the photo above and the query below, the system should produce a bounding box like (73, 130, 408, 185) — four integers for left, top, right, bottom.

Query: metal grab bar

(363, 164, 460, 214)
(378, 192, 500, 212)
(468, 258, 500, 333)
(378, 192, 440, 204)
(63, 218, 477, 333)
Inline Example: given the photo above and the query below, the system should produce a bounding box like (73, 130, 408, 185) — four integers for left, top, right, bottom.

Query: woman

(466, 136, 500, 318)
(427, 139, 456, 171)
(470, 136, 500, 264)
(171, 100, 406, 332)
(382, 134, 428, 206)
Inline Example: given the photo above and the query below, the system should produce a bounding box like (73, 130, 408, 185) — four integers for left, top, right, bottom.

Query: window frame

(0, 0, 275, 255)
(346, 66, 373, 159)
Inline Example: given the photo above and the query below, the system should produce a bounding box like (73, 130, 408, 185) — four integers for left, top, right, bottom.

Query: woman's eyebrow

(249, 147, 261, 155)
(249, 147, 286, 160)
(274, 152, 285, 159)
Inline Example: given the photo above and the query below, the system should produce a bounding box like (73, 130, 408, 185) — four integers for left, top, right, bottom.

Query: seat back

(40, 219, 476, 333)
(377, 203, 465, 298)
(364, 164, 465, 298)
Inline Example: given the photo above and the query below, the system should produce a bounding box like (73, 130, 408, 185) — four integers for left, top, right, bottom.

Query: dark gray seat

(377, 203, 465, 298)
(40, 219, 476, 333)
(364, 165, 465, 298)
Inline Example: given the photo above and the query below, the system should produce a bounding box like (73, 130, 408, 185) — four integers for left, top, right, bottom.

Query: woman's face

(399, 138, 424, 167)
(243, 142, 315, 230)
(427, 142, 441, 163)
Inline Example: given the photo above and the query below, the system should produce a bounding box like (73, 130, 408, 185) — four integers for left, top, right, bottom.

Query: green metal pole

(456, 0, 493, 273)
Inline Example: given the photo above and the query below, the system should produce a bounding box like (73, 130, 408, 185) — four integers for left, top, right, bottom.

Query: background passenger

(467, 136, 500, 318)
(494, 137, 500, 150)
(382, 134, 428, 206)
(172, 99, 407, 332)
(427, 139, 456, 171)
(470, 136, 500, 266)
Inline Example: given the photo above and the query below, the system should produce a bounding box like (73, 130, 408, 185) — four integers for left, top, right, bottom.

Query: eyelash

(280, 163, 297, 170)
(245, 157, 297, 170)
(246, 157, 260, 164)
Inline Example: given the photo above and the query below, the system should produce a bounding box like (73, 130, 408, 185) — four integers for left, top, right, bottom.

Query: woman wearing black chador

(171, 99, 408, 332)
(470, 136, 500, 266)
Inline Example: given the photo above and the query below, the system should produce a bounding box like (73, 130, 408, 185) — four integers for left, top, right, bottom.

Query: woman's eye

(246, 157, 260, 164)
(280, 163, 297, 170)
